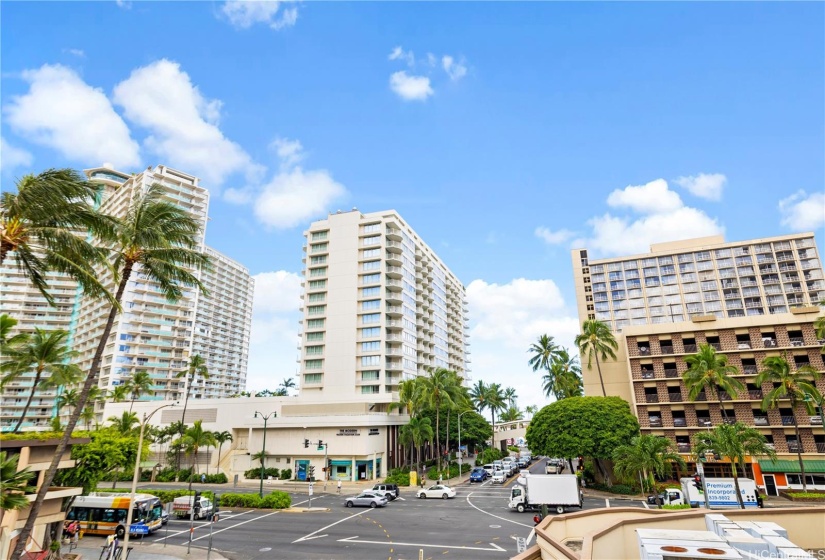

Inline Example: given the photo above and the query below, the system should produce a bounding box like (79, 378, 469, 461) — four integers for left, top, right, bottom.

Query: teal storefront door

(296, 460, 309, 481)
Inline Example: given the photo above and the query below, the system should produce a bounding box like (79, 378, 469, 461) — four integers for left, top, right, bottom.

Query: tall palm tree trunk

(129, 397, 135, 413)
(731, 463, 744, 509)
(12, 263, 133, 559)
(217, 442, 223, 474)
(594, 353, 606, 397)
(445, 409, 451, 466)
(177, 380, 193, 471)
(12, 369, 43, 433)
(435, 408, 441, 473)
(716, 386, 729, 421)
(791, 411, 808, 492)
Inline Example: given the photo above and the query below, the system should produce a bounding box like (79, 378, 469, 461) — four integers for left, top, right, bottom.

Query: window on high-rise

(362, 313, 380, 324)
(307, 319, 325, 329)
(305, 359, 323, 370)
(362, 300, 380, 310)
(361, 341, 380, 351)
(311, 231, 328, 241)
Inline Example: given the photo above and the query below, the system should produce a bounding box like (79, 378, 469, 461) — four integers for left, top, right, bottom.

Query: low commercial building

(0, 436, 87, 560)
(105, 395, 409, 482)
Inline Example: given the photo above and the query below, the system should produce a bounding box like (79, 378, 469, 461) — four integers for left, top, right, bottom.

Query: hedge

(589, 483, 637, 495)
(0, 431, 92, 441)
(662, 504, 692, 510)
(384, 470, 411, 486)
(426, 462, 472, 481)
(219, 491, 291, 509)
(783, 491, 825, 501)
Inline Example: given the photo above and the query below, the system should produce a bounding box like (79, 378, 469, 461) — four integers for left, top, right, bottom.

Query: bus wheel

(115, 525, 126, 539)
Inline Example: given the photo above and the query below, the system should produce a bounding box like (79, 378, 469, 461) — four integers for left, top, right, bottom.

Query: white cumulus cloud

(113, 59, 256, 187)
(4, 64, 140, 168)
(1, 137, 34, 173)
(675, 173, 727, 201)
(778, 190, 825, 231)
(254, 167, 347, 229)
(466, 278, 581, 411)
(388, 46, 415, 67)
(576, 178, 724, 256)
(246, 270, 303, 392)
(270, 137, 304, 169)
(535, 227, 575, 245)
(389, 71, 433, 101)
(442, 55, 467, 81)
(220, 0, 299, 30)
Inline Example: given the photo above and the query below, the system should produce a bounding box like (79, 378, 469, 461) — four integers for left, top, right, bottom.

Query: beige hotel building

(571, 234, 825, 494)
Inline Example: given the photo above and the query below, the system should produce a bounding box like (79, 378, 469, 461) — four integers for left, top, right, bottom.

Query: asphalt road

(117, 458, 646, 560)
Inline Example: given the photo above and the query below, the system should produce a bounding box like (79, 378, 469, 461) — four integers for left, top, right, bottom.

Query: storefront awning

(758, 459, 825, 473)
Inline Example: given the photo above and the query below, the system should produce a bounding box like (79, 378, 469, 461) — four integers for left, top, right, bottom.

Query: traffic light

(317, 440, 324, 451)
(304, 438, 309, 448)
(213, 495, 220, 513)
(193, 491, 202, 515)
(308, 465, 315, 481)
(693, 474, 703, 492)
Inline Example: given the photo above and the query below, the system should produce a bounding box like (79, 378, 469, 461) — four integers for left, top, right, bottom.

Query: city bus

(66, 493, 163, 538)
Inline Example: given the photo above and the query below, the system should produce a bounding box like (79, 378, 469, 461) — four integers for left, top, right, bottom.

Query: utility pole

(457, 410, 471, 484)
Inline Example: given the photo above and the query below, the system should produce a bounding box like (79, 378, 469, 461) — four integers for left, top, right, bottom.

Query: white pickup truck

(172, 496, 214, 520)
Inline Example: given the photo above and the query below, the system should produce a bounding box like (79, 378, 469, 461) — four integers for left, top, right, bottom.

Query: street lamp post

(254, 411, 277, 498)
(457, 410, 472, 484)
(122, 402, 178, 553)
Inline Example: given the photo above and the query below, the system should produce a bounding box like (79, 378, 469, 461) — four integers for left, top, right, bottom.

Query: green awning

(139, 461, 160, 469)
(758, 459, 825, 473)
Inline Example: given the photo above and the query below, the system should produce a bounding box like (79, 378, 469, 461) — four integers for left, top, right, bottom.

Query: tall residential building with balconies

(298, 209, 469, 400)
(192, 247, 254, 398)
(0, 164, 255, 430)
(571, 234, 825, 493)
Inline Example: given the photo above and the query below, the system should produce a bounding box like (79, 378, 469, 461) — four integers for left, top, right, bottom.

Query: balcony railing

(668, 392, 683, 402)
(664, 368, 679, 379)
(817, 443, 825, 453)
(660, 345, 674, 355)
(748, 390, 763, 399)
(781, 415, 796, 426)
(649, 418, 663, 427)
(645, 394, 659, 404)
(787, 442, 802, 453)
(753, 416, 769, 426)
(677, 443, 691, 453)
(789, 337, 805, 346)
(683, 344, 697, 353)
(697, 418, 713, 427)
(722, 418, 738, 425)
(695, 392, 707, 401)
(673, 418, 687, 427)
(742, 365, 758, 374)
(641, 371, 655, 380)
(708, 343, 722, 350)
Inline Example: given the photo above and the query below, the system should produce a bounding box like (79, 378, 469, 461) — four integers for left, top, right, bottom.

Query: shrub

(589, 483, 637, 495)
(662, 504, 692, 510)
(784, 491, 825, 501)
(477, 448, 504, 465)
(243, 467, 279, 480)
(261, 491, 291, 509)
(219, 491, 291, 509)
(385, 470, 411, 486)
(279, 469, 292, 480)
(206, 473, 228, 484)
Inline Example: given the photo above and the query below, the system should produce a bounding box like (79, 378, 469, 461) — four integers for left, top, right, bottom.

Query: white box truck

(509, 474, 582, 514)
(647, 478, 759, 508)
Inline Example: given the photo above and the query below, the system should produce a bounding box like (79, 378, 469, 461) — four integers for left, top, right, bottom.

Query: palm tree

(0, 314, 29, 353)
(404, 416, 434, 473)
(543, 348, 583, 400)
(13, 183, 210, 558)
(757, 356, 821, 492)
(126, 370, 153, 412)
(177, 354, 209, 428)
(499, 407, 524, 422)
(56, 389, 80, 423)
(214, 431, 233, 474)
(683, 344, 745, 421)
(613, 435, 686, 507)
(279, 377, 296, 395)
(107, 411, 139, 434)
(108, 384, 130, 404)
(420, 368, 461, 470)
(693, 422, 777, 508)
(503, 387, 518, 408)
(79, 405, 96, 432)
(575, 319, 617, 397)
(527, 334, 558, 376)
(1, 329, 82, 432)
(469, 379, 489, 416)
(487, 383, 507, 447)
(0, 451, 35, 523)
(0, 169, 115, 305)
(181, 420, 216, 476)
(525, 404, 539, 419)
(390, 377, 425, 418)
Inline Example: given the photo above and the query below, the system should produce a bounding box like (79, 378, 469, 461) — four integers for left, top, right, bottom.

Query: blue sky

(2, 1, 823, 409)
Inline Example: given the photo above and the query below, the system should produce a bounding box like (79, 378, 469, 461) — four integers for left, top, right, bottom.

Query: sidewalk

(64, 542, 228, 560)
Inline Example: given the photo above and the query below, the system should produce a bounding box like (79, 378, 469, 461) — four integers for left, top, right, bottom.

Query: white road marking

(465, 491, 532, 529)
(153, 510, 253, 542)
(190, 511, 281, 542)
(338, 536, 506, 553)
(526, 529, 535, 546)
(296, 534, 327, 542)
(292, 509, 369, 543)
(605, 498, 610, 508)
(643, 501, 650, 509)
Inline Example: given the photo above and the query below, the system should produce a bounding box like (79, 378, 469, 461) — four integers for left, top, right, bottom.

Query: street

(112, 459, 646, 560)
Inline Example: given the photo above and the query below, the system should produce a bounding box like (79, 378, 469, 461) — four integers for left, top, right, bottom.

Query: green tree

(54, 428, 146, 494)
(612, 435, 686, 506)
(177, 354, 209, 427)
(527, 334, 558, 377)
(1, 329, 82, 432)
(125, 370, 153, 412)
(214, 431, 233, 473)
(79, 405, 96, 432)
(0, 451, 35, 516)
(543, 348, 583, 400)
(756, 355, 821, 492)
(26, 180, 211, 516)
(693, 422, 777, 508)
(0, 169, 114, 305)
(56, 389, 80, 415)
(107, 411, 139, 435)
(499, 406, 524, 422)
(469, 380, 490, 418)
(108, 384, 130, 404)
(503, 387, 518, 408)
(420, 368, 462, 470)
(389, 377, 424, 418)
(181, 420, 217, 475)
(526, 396, 640, 482)
(575, 319, 618, 397)
(401, 416, 434, 472)
(279, 377, 296, 395)
(683, 344, 744, 421)
(524, 405, 539, 419)
(486, 383, 507, 442)
(0, 314, 29, 354)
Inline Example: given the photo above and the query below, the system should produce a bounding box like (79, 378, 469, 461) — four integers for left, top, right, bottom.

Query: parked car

(161, 511, 169, 526)
(345, 491, 388, 508)
(492, 470, 506, 484)
(482, 464, 496, 477)
(372, 483, 400, 500)
(416, 484, 456, 499)
(503, 459, 519, 474)
(517, 458, 528, 469)
(469, 468, 488, 483)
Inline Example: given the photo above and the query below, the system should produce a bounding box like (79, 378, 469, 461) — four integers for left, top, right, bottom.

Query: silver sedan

(344, 491, 388, 508)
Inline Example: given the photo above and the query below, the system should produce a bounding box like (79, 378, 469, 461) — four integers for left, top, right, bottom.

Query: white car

(491, 470, 506, 484)
(416, 484, 456, 499)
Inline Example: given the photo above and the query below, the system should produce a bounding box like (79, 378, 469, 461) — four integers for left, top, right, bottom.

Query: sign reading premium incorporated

(337, 429, 360, 436)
